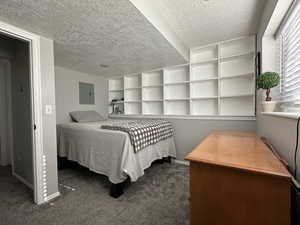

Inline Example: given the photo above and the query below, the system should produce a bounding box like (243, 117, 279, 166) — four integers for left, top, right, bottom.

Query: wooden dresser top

(185, 131, 291, 178)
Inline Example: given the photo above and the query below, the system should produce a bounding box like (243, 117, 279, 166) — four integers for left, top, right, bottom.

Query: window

(278, 1, 300, 111)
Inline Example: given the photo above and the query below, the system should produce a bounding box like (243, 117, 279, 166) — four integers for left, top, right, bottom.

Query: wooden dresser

(185, 131, 291, 225)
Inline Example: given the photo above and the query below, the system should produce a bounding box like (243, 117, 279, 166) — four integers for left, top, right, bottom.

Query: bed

(57, 113, 176, 197)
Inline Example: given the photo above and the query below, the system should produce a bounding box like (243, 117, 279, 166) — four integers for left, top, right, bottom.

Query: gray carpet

(0, 162, 189, 225)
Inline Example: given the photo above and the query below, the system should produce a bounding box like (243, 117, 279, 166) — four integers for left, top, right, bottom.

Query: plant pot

(262, 101, 277, 112)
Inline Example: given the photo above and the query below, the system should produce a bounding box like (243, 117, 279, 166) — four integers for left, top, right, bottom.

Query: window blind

(280, 1, 300, 106)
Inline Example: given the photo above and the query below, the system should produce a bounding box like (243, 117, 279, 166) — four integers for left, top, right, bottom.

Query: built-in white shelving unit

(142, 70, 164, 115)
(108, 36, 256, 117)
(190, 45, 218, 64)
(124, 74, 142, 115)
(191, 61, 218, 81)
(108, 77, 124, 114)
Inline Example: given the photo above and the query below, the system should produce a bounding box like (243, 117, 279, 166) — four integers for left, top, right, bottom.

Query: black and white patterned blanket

(101, 120, 174, 153)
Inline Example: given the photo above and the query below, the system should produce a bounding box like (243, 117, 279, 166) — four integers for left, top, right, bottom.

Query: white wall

(129, 0, 189, 61)
(256, 0, 300, 180)
(40, 37, 59, 197)
(257, 0, 279, 50)
(168, 118, 256, 160)
(55, 66, 108, 124)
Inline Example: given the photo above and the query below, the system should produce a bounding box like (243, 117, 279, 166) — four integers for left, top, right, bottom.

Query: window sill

(262, 112, 300, 120)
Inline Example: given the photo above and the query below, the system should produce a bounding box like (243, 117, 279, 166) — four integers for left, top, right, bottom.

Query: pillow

(69, 110, 104, 123)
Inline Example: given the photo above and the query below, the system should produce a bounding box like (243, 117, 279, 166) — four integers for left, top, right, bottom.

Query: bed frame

(58, 156, 172, 198)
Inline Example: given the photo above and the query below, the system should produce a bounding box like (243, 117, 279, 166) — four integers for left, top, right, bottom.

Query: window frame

(277, 0, 300, 112)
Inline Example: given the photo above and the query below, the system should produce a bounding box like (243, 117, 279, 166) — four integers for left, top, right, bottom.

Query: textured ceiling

(0, 0, 187, 76)
(151, 0, 267, 48)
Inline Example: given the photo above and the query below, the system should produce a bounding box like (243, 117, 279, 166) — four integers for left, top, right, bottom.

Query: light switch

(45, 105, 52, 114)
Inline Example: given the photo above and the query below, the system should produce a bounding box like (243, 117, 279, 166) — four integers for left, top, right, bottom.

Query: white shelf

(191, 99, 218, 115)
(124, 89, 141, 102)
(190, 58, 218, 65)
(165, 83, 189, 100)
(220, 95, 255, 116)
(124, 87, 141, 90)
(109, 89, 124, 92)
(220, 56, 254, 77)
(108, 77, 125, 115)
(124, 102, 142, 115)
(191, 96, 218, 100)
(191, 45, 218, 64)
(165, 81, 189, 85)
(220, 51, 255, 62)
(220, 76, 254, 97)
(164, 65, 189, 84)
(124, 74, 141, 89)
(142, 70, 163, 87)
(124, 100, 142, 103)
(220, 94, 254, 98)
(109, 86, 124, 108)
(109, 78, 123, 91)
(191, 61, 218, 81)
(220, 36, 255, 58)
(191, 80, 218, 98)
(143, 86, 163, 101)
(143, 84, 163, 88)
(262, 112, 300, 120)
(220, 72, 254, 80)
(191, 77, 218, 83)
(165, 98, 189, 101)
(111, 101, 124, 104)
(165, 100, 189, 115)
(143, 99, 163, 102)
(108, 36, 256, 117)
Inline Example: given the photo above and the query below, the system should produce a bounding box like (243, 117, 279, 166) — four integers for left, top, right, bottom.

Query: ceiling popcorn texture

(151, 0, 267, 48)
(0, 0, 186, 76)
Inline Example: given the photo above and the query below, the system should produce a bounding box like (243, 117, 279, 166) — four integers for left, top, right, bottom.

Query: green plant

(257, 72, 280, 101)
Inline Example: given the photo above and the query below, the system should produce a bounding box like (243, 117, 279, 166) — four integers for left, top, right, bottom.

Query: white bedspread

(57, 121, 177, 184)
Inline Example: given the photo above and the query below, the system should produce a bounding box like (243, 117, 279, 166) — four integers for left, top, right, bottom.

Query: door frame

(0, 21, 45, 204)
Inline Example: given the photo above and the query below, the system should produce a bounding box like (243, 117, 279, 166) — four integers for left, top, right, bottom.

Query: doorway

(0, 34, 34, 200)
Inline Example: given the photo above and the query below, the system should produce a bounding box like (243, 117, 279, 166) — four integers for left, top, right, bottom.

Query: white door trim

(0, 21, 45, 204)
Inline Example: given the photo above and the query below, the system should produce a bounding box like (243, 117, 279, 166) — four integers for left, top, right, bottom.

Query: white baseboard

(44, 192, 60, 202)
(173, 159, 190, 166)
(13, 172, 33, 189)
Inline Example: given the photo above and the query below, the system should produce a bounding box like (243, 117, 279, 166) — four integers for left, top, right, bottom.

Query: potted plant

(257, 72, 280, 112)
